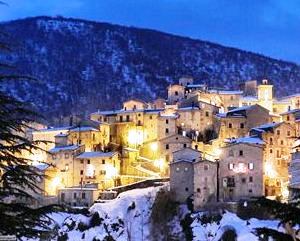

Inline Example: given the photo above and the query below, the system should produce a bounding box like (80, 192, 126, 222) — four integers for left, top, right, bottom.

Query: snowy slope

(20, 185, 291, 241)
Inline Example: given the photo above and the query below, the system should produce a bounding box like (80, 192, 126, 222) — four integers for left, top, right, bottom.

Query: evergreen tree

(0, 21, 61, 238)
(254, 197, 300, 241)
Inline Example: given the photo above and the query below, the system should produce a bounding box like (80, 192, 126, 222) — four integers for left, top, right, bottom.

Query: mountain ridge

(1, 16, 300, 121)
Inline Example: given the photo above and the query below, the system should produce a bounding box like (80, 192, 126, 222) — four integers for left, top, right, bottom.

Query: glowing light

(154, 159, 165, 169)
(105, 164, 118, 179)
(282, 187, 289, 199)
(86, 164, 95, 177)
(215, 148, 222, 157)
(264, 162, 277, 178)
(150, 142, 158, 152)
(128, 129, 143, 146)
(233, 163, 247, 173)
(51, 176, 62, 188)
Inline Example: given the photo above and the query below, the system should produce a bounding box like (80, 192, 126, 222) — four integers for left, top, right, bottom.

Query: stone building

(170, 148, 201, 203)
(217, 105, 270, 140)
(167, 84, 185, 104)
(250, 122, 296, 196)
(75, 151, 120, 189)
(170, 148, 217, 209)
(58, 183, 99, 207)
(220, 137, 265, 201)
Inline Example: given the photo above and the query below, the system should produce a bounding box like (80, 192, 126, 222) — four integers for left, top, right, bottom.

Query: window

(52, 154, 56, 160)
(74, 193, 77, 198)
(287, 115, 290, 121)
(197, 188, 201, 193)
(138, 120, 141, 126)
(240, 123, 244, 129)
(228, 123, 232, 128)
(280, 140, 284, 145)
(87, 160, 90, 164)
(176, 167, 180, 172)
(100, 170, 106, 175)
(126, 115, 130, 122)
(277, 150, 280, 158)
(65, 153, 69, 159)
(184, 167, 188, 172)
(165, 128, 169, 134)
(270, 149, 273, 154)
(93, 133, 95, 141)
(204, 164, 209, 171)
(61, 193, 65, 202)
(166, 119, 169, 124)
(205, 111, 209, 117)
(229, 150, 234, 157)
(138, 113, 141, 117)
(80, 170, 83, 175)
(166, 144, 169, 150)
(249, 176, 253, 182)
(287, 131, 291, 136)
(133, 105, 137, 109)
(119, 116, 123, 122)
(175, 91, 179, 96)
(248, 163, 254, 170)
(270, 138, 273, 145)
(249, 189, 253, 193)
(229, 163, 234, 170)
(185, 187, 189, 192)
(183, 143, 187, 148)
(277, 130, 280, 135)
(195, 145, 198, 150)
(149, 115, 152, 120)
(80, 159, 84, 164)
(241, 178, 246, 183)
(102, 160, 105, 164)
(239, 150, 243, 156)
(82, 192, 86, 199)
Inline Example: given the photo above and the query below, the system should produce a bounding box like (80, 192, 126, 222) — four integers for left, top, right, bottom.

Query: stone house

(217, 104, 270, 140)
(250, 122, 296, 196)
(75, 151, 120, 189)
(58, 183, 99, 207)
(220, 137, 264, 201)
(167, 84, 185, 104)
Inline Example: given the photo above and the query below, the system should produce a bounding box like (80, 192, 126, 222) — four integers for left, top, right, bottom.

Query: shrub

(77, 221, 89, 232)
(180, 214, 194, 241)
(219, 227, 237, 241)
(89, 212, 103, 228)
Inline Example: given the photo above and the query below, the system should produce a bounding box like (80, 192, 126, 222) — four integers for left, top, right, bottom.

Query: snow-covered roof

(76, 151, 117, 159)
(32, 163, 50, 171)
(251, 122, 282, 132)
(241, 96, 258, 101)
(227, 105, 252, 114)
(38, 126, 72, 132)
(70, 126, 98, 132)
(280, 109, 300, 115)
(209, 89, 243, 95)
(280, 93, 300, 100)
(178, 106, 200, 111)
(186, 84, 206, 88)
(49, 145, 81, 153)
(224, 136, 264, 145)
(55, 133, 69, 137)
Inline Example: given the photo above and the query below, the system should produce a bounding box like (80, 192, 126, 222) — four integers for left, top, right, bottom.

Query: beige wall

(220, 143, 264, 201)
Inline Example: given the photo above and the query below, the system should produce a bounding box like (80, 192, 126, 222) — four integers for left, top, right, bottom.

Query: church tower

(257, 79, 273, 112)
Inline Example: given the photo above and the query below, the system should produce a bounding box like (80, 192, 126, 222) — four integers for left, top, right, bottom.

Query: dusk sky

(1, 0, 300, 63)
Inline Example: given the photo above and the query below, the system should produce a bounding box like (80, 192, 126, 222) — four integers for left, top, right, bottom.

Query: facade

(58, 183, 99, 207)
(220, 139, 264, 201)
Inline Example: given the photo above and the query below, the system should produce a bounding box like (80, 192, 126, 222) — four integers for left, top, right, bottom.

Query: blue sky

(1, 0, 300, 63)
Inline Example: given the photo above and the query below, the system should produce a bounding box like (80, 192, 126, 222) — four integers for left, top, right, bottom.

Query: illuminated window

(184, 167, 188, 172)
(229, 163, 234, 170)
(248, 163, 254, 170)
(65, 153, 69, 159)
(176, 167, 180, 172)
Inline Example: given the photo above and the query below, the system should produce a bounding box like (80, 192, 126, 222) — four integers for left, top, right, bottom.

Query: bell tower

(257, 79, 273, 112)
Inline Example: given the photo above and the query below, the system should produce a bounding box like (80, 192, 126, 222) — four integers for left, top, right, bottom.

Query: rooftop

(224, 136, 265, 145)
(76, 151, 117, 159)
(49, 145, 81, 153)
(251, 122, 282, 132)
(70, 126, 98, 132)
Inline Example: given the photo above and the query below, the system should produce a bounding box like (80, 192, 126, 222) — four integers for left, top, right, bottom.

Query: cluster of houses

(20, 76, 300, 209)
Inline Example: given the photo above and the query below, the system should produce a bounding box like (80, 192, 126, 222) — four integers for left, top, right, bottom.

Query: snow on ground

(192, 211, 281, 241)
(21, 186, 288, 240)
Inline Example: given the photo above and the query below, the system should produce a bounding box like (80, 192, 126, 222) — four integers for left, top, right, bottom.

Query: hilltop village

(20, 77, 300, 209)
